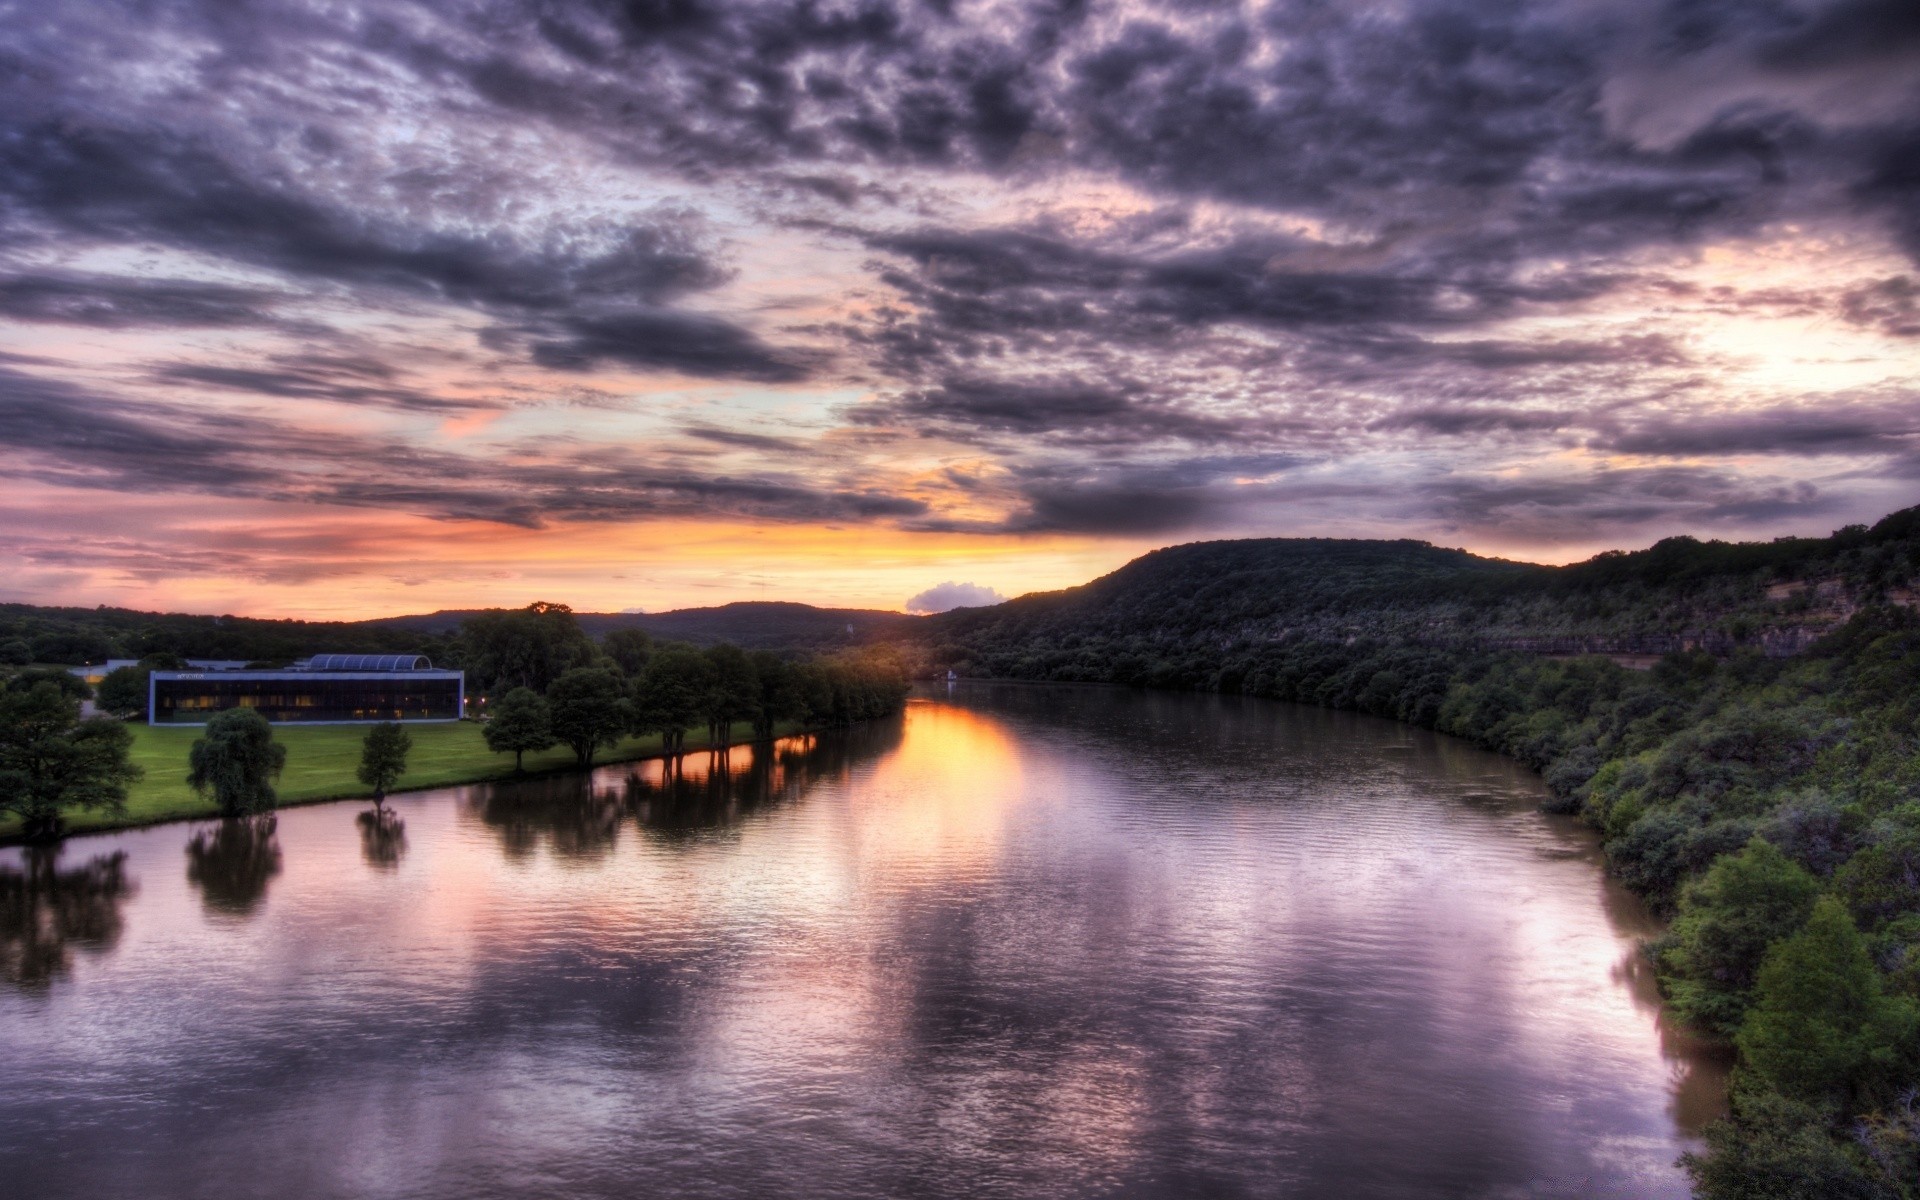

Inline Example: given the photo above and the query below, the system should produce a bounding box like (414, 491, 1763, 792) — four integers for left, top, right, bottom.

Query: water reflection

(0, 847, 135, 990)
(355, 806, 407, 870)
(471, 773, 628, 862)
(184, 816, 282, 916)
(466, 718, 905, 858)
(1, 692, 1716, 1199)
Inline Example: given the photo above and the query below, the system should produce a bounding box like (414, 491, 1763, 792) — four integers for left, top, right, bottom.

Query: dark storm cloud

(527, 310, 825, 380)
(851, 376, 1254, 445)
(154, 355, 495, 413)
(0, 107, 810, 383)
(1603, 399, 1920, 458)
(1421, 468, 1836, 537)
(0, 271, 281, 329)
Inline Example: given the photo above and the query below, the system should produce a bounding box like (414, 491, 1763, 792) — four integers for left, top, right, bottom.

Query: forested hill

(374, 602, 921, 649)
(925, 506, 1920, 685)
(0, 600, 919, 666)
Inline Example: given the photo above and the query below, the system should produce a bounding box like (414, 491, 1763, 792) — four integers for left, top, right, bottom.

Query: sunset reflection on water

(0, 687, 1719, 1199)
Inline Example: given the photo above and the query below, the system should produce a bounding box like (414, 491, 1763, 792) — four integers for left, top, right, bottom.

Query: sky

(0, 0, 1917, 618)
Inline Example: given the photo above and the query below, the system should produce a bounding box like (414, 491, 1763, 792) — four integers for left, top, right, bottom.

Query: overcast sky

(1, 0, 1916, 616)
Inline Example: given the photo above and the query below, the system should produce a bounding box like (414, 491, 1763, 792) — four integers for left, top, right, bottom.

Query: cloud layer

(906, 581, 1007, 613)
(1, 0, 1917, 611)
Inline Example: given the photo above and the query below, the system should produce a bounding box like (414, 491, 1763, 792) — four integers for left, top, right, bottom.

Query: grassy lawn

(3, 719, 768, 840)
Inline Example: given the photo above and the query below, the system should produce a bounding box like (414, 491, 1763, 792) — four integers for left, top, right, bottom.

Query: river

(0, 684, 1726, 1198)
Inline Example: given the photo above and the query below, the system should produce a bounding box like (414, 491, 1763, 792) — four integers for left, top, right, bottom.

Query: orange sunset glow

(1, 0, 1916, 617)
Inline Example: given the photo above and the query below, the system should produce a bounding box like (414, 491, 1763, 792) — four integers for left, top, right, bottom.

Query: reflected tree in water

(472, 774, 626, 862)
(0, 847, 135, 989)
(463, 718, 904, 860)
(356, 805, 407, 869)
(185, 816, 282, 915)
(633, 720, 905, 841)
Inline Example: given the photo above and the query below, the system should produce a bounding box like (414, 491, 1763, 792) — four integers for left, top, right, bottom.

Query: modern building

(148, 654, 465, 725)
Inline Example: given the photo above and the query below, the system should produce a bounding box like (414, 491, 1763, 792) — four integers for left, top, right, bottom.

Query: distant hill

(0, 599, 918, 665)
(371, 601, 920, 650)
(7, 507, 1917, 674)
(923, 506, 1920, 684)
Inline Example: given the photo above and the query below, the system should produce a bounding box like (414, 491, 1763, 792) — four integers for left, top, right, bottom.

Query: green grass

(3, 719, 774, 840)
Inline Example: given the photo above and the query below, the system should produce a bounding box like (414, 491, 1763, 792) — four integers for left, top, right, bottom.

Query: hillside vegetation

(928, 507, 1920, 685)
(926, 506, 1920, 1197)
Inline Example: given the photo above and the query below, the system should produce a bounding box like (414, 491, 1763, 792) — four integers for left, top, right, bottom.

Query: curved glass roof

(301, 654, 433, 672)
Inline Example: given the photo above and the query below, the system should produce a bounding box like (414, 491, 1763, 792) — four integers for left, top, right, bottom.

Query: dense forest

(923, 506, 1920, 1197)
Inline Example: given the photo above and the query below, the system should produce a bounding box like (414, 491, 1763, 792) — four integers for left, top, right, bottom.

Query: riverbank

(0, 718, 792, 843)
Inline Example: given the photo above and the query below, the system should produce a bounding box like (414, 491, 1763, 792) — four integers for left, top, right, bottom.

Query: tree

(1835, 805, 1920, 930)
(0, 682, 142, 840)
(749, 651, 804, 741)
(1685, 1091, 1896, 1200)
(356, 722, 411, 803)
(458, 602, 595, 693)
(602, 628, 653, 678)
(1662, 837, 1822, 1035)
(4, 668, 91, 702)
(93, 665, 148, 719)
(546, 667, 631, 767)
(93, 653, 184, 719)
(187, 708, 286, 816)
(702, 643, 759, 749)
(1737, 896, 1917, 1105)
(633, 646, 712, 756)
(483, 687, 553, 770)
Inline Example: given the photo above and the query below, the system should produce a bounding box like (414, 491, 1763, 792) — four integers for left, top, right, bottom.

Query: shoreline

(0, 719, 827, 846)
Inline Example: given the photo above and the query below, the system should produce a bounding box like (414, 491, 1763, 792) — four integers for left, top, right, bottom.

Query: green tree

(749, 651, 804, 741)
(1685, 1091, 1897, 1200)
(355, 722, 411, 803)
(93, 653, 184, 719)
(1738, 897, 1917, 1105)
(1663, 837, 1822, 1034)
(187, 708, 286, 816)
(602, 628, 653, 677)
(633, 646, 712, 756)
(546, 667, 631, 768)
(93, 665, 148, 719)
(459, 602, 596, 693)
(702, 643, 759, 749)
(5, 668, 92, 702)
(483, 687, 553, 770)
(0, 682, 142, 840)
(1836, 806, 1920, 930)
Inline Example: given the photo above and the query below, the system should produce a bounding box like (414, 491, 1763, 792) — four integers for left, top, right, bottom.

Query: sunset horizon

(3, 0, 1916, 619)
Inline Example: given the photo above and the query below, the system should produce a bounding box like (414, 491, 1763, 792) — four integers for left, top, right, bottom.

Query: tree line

(933, 601, 1920, 1195)
(482, 636, 910, 769)
(0, 606, 908, 841)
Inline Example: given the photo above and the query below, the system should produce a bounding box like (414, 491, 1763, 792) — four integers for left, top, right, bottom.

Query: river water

(0, 684, 1724, 1199)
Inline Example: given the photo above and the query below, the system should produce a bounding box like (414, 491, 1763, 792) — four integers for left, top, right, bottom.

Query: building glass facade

(149, 670, 465, 725)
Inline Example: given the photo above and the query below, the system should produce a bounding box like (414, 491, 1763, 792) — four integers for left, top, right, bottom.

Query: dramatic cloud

(0, 0, 1916, 612)
(905, 581, 1007, 613)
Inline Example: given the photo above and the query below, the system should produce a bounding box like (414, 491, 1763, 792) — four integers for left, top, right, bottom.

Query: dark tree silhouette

(0, 847, 134, 989)
(185, 816, 282, 915)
